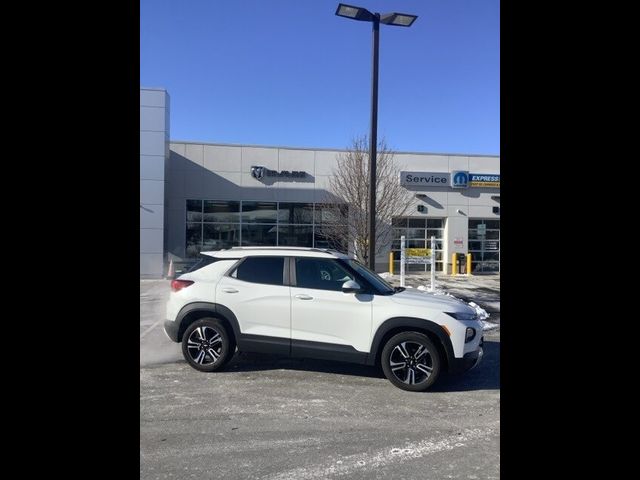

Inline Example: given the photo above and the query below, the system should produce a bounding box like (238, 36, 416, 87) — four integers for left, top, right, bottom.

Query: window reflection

(241, 202, 277, 224)
(277, 225, 313, 247)
(278, 203, 314, 224)
(241, 224, 277, 246)
(468, 218, 500, 272)
(203, 201, 240, 223)
(203, 224, 240, 250)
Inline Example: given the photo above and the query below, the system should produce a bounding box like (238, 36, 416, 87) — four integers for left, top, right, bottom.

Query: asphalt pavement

(140, 273, 500, 479)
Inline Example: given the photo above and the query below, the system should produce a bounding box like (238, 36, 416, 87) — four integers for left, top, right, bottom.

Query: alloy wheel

(186, 326, 223, 365)
(389, 341, 433, 385)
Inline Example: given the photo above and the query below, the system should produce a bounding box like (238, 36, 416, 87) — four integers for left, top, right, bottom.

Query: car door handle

(222, 288, 238, 293)
(295, 294, 313, 300)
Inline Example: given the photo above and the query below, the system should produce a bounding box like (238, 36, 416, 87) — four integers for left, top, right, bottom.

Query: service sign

(469, 173, 500, 188)
(400, 172, 450, 187)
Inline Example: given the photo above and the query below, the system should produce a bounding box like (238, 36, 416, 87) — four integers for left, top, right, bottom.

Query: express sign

(469, 174, 500, 188)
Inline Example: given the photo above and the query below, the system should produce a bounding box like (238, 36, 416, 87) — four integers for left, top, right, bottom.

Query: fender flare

(175, 302, 241, 342)
(367, 317, 455, 368)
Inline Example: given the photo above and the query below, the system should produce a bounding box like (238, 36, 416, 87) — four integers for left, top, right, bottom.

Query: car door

(215, 256, 290, 354)
(290, 257, 373, 359)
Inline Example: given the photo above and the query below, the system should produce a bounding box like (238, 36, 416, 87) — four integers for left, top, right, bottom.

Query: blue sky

(141, 0, 499, 155)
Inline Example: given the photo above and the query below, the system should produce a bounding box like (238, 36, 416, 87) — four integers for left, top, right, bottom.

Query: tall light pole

(335, 3, 418, 270)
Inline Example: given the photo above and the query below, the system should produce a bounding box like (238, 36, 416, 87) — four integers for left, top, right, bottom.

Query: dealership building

(141, 87, 500, 278)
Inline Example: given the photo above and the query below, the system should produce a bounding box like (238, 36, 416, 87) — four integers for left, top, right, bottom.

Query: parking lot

(140, 274, 500, 479)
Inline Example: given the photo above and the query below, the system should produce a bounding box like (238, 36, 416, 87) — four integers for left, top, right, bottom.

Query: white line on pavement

(140, 318, 164, 339)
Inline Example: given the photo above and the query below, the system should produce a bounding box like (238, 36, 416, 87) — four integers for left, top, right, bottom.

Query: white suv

(164, 247, 483, 392)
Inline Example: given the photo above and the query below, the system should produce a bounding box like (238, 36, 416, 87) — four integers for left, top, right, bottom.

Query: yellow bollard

(451, 253, 457, 276)
(466, 253, 472, 276)
(389, 251, 394, 275)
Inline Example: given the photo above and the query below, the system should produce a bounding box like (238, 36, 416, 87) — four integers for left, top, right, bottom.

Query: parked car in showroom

(165, 247, 483, 391)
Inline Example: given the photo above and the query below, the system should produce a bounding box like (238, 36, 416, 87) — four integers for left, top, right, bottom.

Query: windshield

(344, 259, 395, 295)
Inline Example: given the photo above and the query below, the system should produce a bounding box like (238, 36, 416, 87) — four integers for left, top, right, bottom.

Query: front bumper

(449, 337, 484, 374)
(163, 320, 180, 343)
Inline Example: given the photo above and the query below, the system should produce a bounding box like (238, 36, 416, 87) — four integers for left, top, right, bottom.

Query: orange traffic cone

(167, 259, 175, 278)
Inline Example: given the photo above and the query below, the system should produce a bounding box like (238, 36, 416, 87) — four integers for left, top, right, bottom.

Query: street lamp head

(380, 12, 418, 27)
(335, 3, 375, 22)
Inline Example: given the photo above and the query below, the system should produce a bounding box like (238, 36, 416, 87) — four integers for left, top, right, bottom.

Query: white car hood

(390, 288, 475, 314)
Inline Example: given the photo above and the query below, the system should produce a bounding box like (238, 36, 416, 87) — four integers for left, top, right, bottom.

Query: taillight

(171, 279, 194, 292)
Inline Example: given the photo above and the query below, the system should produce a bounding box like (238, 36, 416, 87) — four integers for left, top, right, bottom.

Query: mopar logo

(452, 171, 469, 188)
(250, 165, 307, 181)
(251, 166, 266, 180)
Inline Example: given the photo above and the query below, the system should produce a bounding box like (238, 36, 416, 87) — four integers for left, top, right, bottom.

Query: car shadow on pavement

(431, 340, 500, 392)
(224, 353, 385, 379)
(220, 339, 500, 392)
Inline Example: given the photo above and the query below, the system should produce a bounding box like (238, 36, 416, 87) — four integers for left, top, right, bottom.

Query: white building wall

(164, 141, 499, 273)
(140, 88, 169, 277)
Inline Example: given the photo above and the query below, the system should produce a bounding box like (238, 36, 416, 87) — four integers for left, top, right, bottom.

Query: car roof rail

(223, 246, 351, 256)
(227, 246, 332, 253)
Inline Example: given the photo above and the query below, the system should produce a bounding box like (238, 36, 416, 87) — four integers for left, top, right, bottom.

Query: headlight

(445, 311, 477, 321)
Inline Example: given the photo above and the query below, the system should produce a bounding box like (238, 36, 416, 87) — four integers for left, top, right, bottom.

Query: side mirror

(342, 280, 362, 294)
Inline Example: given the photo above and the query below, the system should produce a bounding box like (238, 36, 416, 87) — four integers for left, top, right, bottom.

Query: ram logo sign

(250, 166, 266, 180)
(251, 166, 307, 181)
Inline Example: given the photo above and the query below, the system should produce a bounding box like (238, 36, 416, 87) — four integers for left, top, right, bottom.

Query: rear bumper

(449, 338, 484, 374)
(163, 320, 180, 343)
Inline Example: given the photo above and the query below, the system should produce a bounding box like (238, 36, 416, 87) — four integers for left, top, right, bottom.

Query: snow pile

(417, 285, 455, 297)
(468, 301, 490, 320)
(481, 321, 499, 331)
(378, 272, 393, 278)
(466, 301, 499, 331)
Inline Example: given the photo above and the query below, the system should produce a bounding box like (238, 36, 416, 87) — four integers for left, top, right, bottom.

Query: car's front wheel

(181, 318, 234, 372)
(381, 331, 441, 391)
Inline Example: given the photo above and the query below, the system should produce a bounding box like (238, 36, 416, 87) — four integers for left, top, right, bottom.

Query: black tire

(181, 318, 234, 372)
(381, 331, 441, 392)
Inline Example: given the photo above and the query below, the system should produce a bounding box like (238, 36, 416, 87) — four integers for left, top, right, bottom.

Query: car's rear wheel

(381, 331, 441, 392)
(181, 318, 234, 372)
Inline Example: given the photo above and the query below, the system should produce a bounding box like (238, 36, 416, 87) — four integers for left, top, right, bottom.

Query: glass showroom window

(468, 219, 500, 273)
(391, 218, 444, 272)
(278, 203, 314, 248)
(186, 200, 240, 256)
(313, 203, 348, 252)
(185, 200, 347, 256)
(241, 201, 277, 246)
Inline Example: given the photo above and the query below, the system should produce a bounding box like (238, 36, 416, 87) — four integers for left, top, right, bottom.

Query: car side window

(295, 258, 354, 291)
(233, 257, 285, 286)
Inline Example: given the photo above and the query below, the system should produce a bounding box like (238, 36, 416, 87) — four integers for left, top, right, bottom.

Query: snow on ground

(481, 321, 499, 331)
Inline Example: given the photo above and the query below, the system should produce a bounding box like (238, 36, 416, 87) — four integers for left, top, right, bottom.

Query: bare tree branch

(319, 135, 412, 264)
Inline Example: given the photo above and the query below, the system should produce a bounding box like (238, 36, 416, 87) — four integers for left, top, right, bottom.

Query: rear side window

(233, 257, 285, 286)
